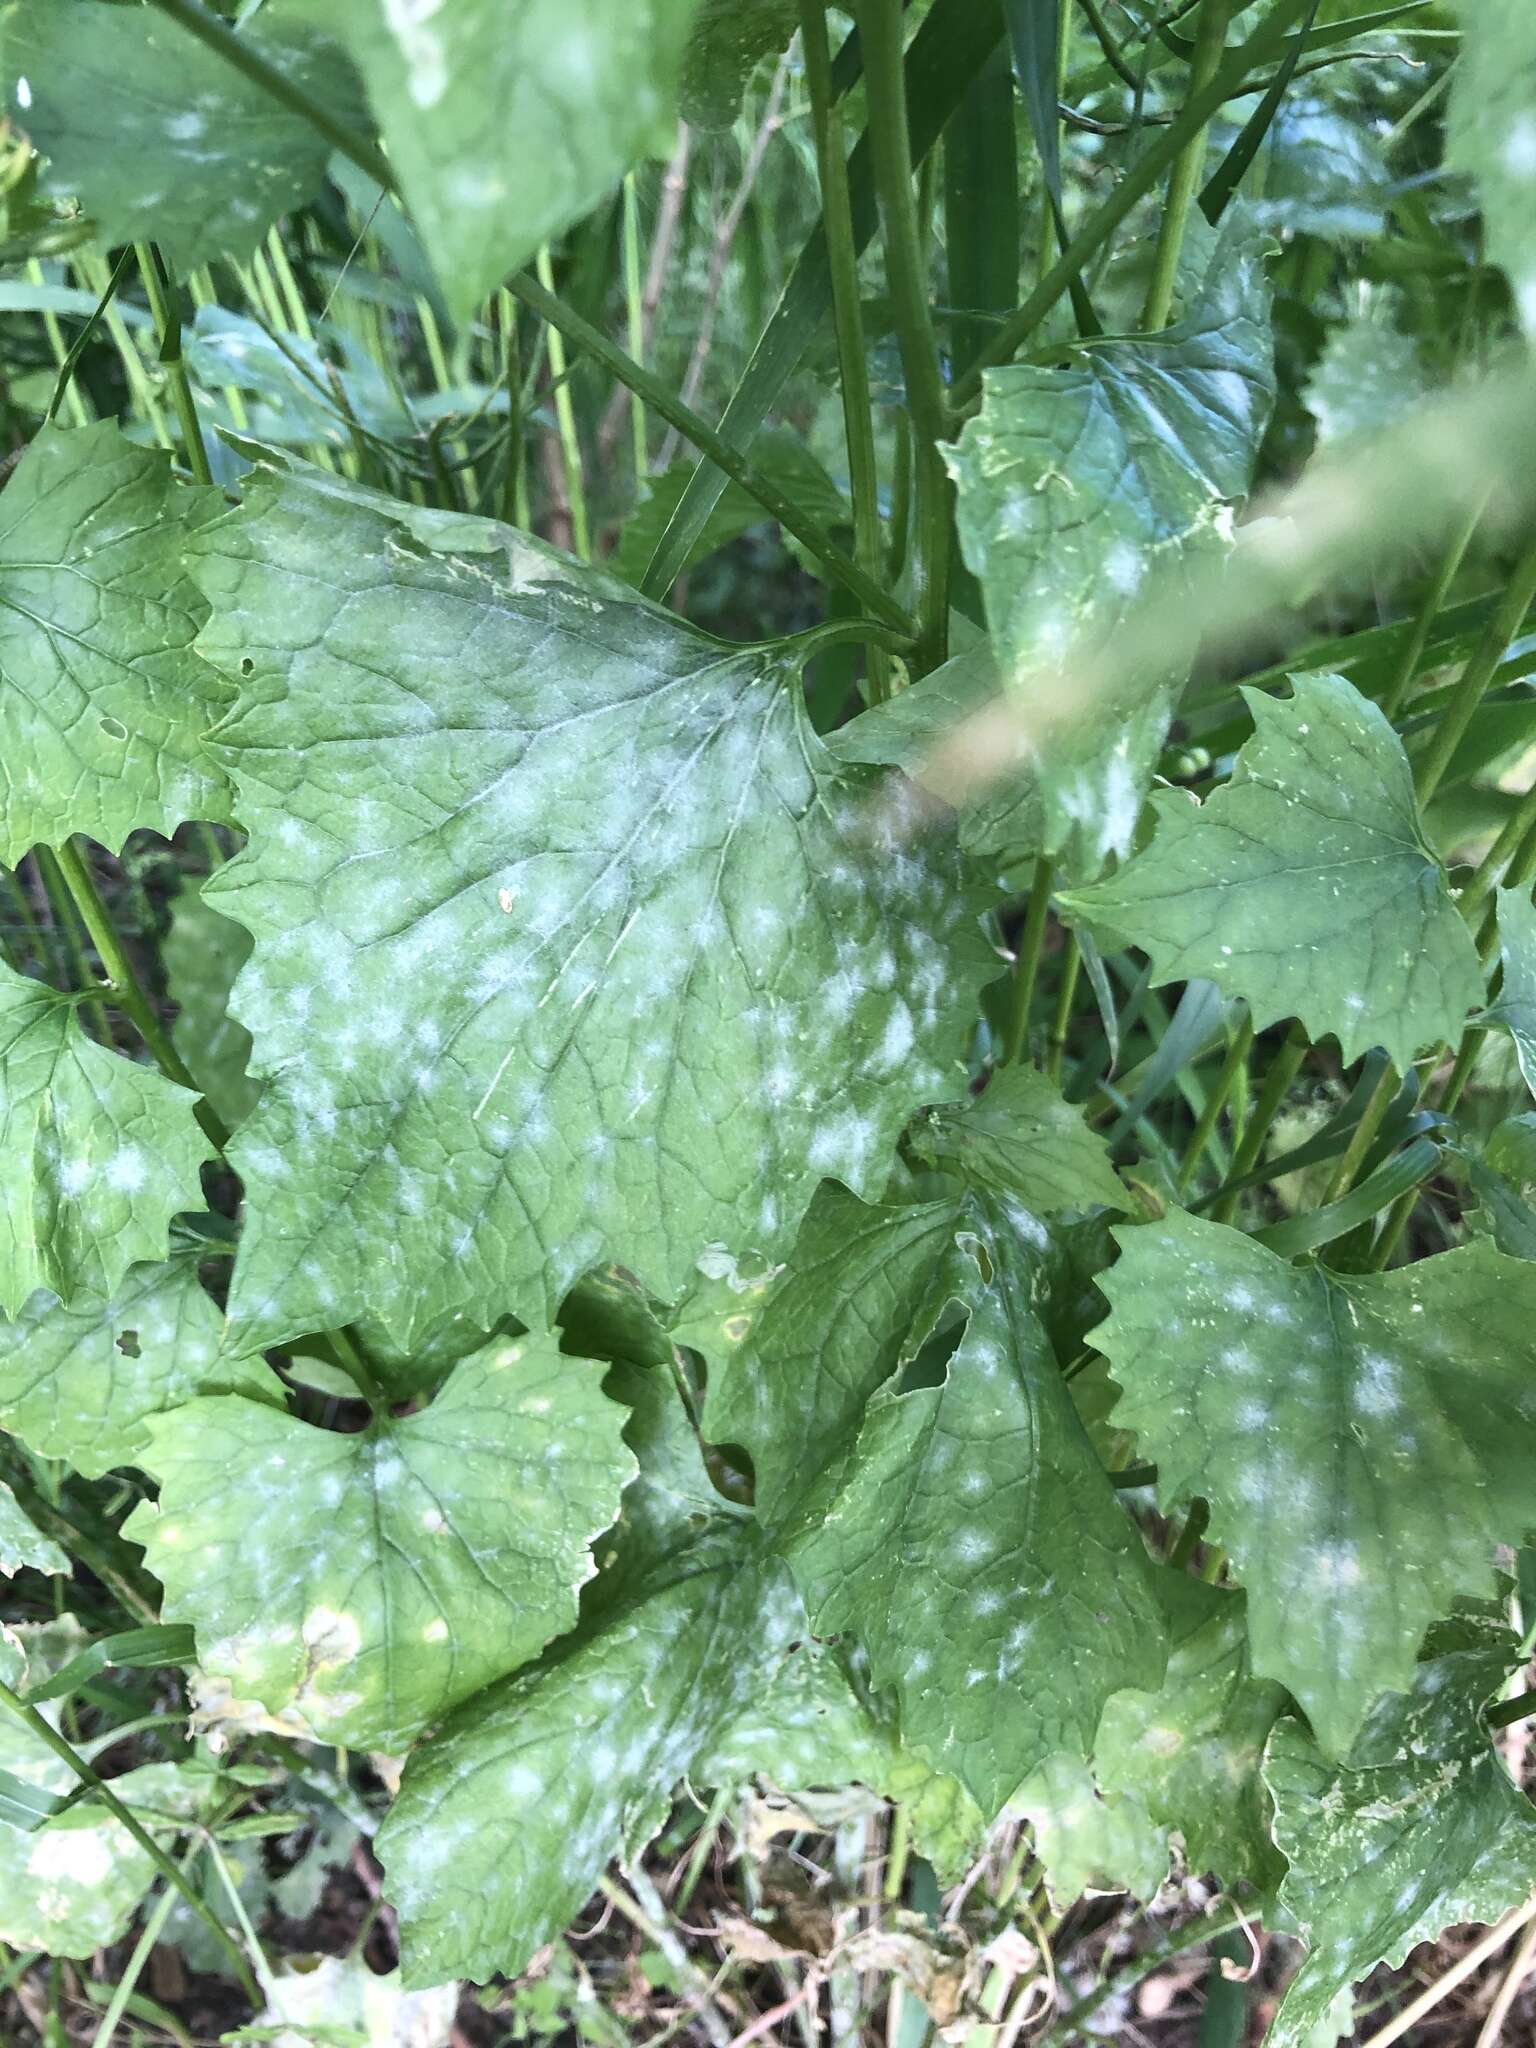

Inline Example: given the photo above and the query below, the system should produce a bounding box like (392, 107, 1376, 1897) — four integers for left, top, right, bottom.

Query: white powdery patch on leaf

(189, 466, 994, 1349)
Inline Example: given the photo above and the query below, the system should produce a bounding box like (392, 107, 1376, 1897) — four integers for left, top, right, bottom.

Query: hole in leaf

(98, 715, 128, 741)
(115, 1328, 141, 1358)
(239, 657, 254, 674)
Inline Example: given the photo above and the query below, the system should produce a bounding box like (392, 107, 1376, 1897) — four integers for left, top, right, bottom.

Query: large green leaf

(1090, 1571, 1287, 1899)
(697, 1639, 987, 1883)
(125, 1335, 634, 1751)
(308, 0, 702, 319)
(944, 208, 1275, 878)
(1061, 674, 1483, 1071)
(377, 1533, 801, 1986)
(1262, 1614, 1536, 2048)
(1096, 1208, 1536, 1757)
(906, 1065, 1126, 1219)
(190, 464, 991, 1349)
(700, 1185, 1166, 1814)
(1483, 886, 1536, 1099)
(164, 881, 260, 1129)
(0, 959, 213, 1317)
(0, 1760, 211, 1960)
(1012, 1751, 1169, 1907)
(0, 424, 232, 865)
(0, 1248, 274, 1479)
(2, 1, 359, 271)
(1450, 0, 1536, 336)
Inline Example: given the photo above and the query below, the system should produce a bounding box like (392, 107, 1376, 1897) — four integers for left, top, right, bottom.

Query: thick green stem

(952, 0, 1313, 405)
(856, 0, 952, 675)
(134, 244, 213, 487)
(802, 0, 892, 701)
(0, 1678, 258, 2000)
(1003, 861, 1054, 1067)
(1321, 1061, 1398, 1206)
(620, 171, 649, 484)
(1413, 526, 1536, 806)
(1209, 1023, 1307, 1224)
(32, 845, 111, 1041)
(1045, 936, 1082, 1085)
(1142, 0, 1230, 330)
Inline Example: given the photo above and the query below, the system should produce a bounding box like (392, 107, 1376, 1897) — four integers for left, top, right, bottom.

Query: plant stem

(1321, 1060, 1398, 1205)
(952, 0, 1314, 405)
(1175, 1014, 1254, 1193)
(32, 845, 111, 1042)
(134, 245, 213, 486)
(1003, 861, 1054, 1067)
(1141, 0, 1230, 330)
(534, 247, 591, 559)
(856, 0, 952, 675)
(1051, 1910, 1248, 2040)
(1413, 526, 1536, 805)
(1209, 1023, 1308, 1224)
(28, 258, 92, 427)
(497, 289, 529, 529)
(802, 0, 892, 701)
(88, 1846, 197, 2048)
(0, 1678, 259, 1999)
(507, 269, 914, 633)
(1045, 937, 1082, 1085)
(49, 839, 227, 1146)
(1378, 498, 1485, 719)
(620, 171, 649, 483)
(0, 1463, 160, 1621)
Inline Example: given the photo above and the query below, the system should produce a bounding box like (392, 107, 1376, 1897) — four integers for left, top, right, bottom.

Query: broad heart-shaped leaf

(1090, 1571, 1287, 1900)
(0, 1479, 66, 1576)
(3, 1, 360, 271)
(906, 1065, 1125, 1219)
(0, 1760, 212, 1960)
(1096, 1208, 1536, 1759)
(0, 960, 214, 1317)
(0, 423, 232, 865)
(1061, 674, 1483, 1071)
(698, 1184, 1166, 1816)
(1482, 885, 1536, 1100)
(305, 0, 701, 320)
(0, 1248, 275, 1479)
(944, 207, 1275, 879)
(190, 464, 991, 1350)
(1261, 1613, 1536, 2048)
(125, 1335, 634, 1752)
(377, 1531, 804, 1987)
(1450, 0, 1536, 337)
(164, 881, 260, 1129)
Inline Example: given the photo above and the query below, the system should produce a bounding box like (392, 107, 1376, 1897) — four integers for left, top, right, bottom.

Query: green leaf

(1450, 0, 1536, 336)
(0, 423, 232, 866)
(377, 1533, 802, 1986)
(1483, 886, 1536, 1100)
(1261, 1616, 1536, 2048)
(0, 1247, 275, 1477)
(1091, 1571, 1287, 1899)
(308, 0, 702, 320)
(0, 1760, 211, 1959)
(2, 0, 360, 270)
(697, 1639, 987, 1884)
(189, 464, 991, 1349)
(1304, 317, 1428, 451)
(1061, 674, 1483, 1071)
(164, 880, 261, 1129)
(23, 1625, 197, 1705)
(700, 1185, 1166, 1814)
(1468, 1113, 1536, 1261)
(0, 1766, 69, 1831)
(944, 208, 1275, 878)
(0, 959, 214, 1317)
(125, 1334, 634, 1752)
(678, 0, 796, 128)
(1096, 1208, 1536, 1758)
(906, 1065, 1126, 1218)
(0, 1479, 66, 1577)
(1012, 1751, 1169, 1907)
